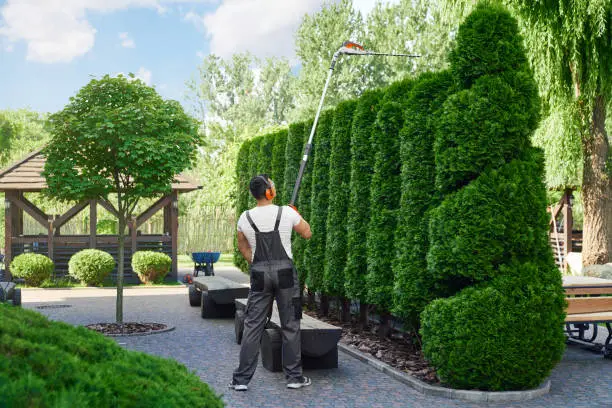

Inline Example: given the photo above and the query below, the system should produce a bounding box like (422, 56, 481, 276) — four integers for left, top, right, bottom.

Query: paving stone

(22, 267, 612, 408)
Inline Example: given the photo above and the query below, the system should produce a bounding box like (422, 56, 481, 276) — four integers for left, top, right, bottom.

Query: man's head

(249, 174, 276, 201)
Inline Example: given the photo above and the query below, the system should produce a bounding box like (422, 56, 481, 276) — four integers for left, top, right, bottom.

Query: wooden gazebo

(1, 151, 201, 283)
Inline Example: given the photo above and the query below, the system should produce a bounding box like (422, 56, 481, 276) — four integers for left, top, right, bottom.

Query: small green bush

(69, 249, 115, 286)
(10, 253, 54, 287)
(132, 251, 172, 284)
(0, 303, 223, 407)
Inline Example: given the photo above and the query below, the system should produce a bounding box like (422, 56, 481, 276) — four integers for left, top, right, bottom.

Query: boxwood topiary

(0, 303, 224, 407)
(10, 253, 54, 287)
(131, 251, 172, 284)
(421, 3, 565, 391)
(69, 249, 115, 286)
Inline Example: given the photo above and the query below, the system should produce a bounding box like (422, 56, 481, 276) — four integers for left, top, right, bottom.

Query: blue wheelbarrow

(191, 252, 221, 277)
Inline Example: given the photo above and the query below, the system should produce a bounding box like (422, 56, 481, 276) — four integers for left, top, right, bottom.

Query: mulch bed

(304, 310, 440, 385)
(85, 322, 170, 336)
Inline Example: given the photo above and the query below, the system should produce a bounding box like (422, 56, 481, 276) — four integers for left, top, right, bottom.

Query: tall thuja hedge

(234, 139, 252, 271)
(365, 79, 413, 321)
(271, 129, 288, 197)
(324, 100, 358, 297)
(305, 109, 334, 294)
(247, 136, 263, 206)
(282, 122, 306, 204)
(392, 71, 453, 326)
(292, 119, 313, 285)
(421, 3, 565, 391)
(344, 89, 385, 303)
(258, 133, 275, 176)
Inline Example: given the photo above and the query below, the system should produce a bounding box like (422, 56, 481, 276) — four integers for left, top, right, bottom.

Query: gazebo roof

(0, 150, 201, 192)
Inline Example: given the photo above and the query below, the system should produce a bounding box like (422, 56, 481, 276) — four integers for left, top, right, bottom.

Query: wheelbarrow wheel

(188, 285, 201, 307)
(205, 263, 214, 276)
(12, 288, 21, 307)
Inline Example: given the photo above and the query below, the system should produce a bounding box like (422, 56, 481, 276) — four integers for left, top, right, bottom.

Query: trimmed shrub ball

(69, 249, 115, 286)
(132, 251, 172, 284)
(10, 253, 54, 287)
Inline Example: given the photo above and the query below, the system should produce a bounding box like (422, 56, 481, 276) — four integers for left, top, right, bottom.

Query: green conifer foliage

(283, 122, 306, 204)
(392, 71, 453, 325)
(365, 78, 413, 313)
(421, 3, 566, 390)
(305, 109, 334, 292)
(323, 100, 357, 297)
(344, 89, 385, 302)
(258, 133, 276, 176)
(233, 140, 252, 271)
(271, 129, 288, 197)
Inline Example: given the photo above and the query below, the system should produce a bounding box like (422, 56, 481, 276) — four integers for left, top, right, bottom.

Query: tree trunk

(377, 311, 392, 340)
(340, 298, 351, 323)
(116, 215, 126, 323)
(320, 294, 329, 317)
(581, 95, 612, 266)
(307, 289, 316, 311)
(359, 302, 369, 330)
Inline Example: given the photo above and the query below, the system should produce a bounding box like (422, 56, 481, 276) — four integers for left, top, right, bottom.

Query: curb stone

(338, 343, 551, 402)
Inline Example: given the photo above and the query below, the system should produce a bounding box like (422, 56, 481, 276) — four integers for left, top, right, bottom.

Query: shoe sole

(287, 380, 312, 389)
(229, 384, 248, 391)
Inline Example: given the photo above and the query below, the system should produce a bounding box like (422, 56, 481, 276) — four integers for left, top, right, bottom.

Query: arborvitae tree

(392, 71, 453, 327)
(271, 129, 288, 197)
(282, 122, 306, 204)
(323, 100, 357, 299)
(247, 136, 263, 207)
(292, 119, 313, 287)
(344, 89, 385, 307)
(421, 3, 565, 390)
(305, 110, 334, 295)
(365, 78, 413, 337)
(258, 133, 276, 176)
(233, 140, 252, 271)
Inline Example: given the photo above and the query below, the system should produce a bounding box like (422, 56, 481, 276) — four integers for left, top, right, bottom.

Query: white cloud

(0, 0, 215, 63)
(193, 0, 380, 59)
(135, 67, 153, 85)
(119, 32, 135, 48)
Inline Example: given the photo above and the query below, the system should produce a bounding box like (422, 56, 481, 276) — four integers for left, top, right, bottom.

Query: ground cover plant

(0, 304, 223, 408)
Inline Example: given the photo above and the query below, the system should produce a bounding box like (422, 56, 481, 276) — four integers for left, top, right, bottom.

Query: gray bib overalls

(232, 206, 303, 384)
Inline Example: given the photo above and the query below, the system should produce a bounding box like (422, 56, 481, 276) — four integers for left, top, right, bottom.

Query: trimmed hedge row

(233, 2, 565, 391)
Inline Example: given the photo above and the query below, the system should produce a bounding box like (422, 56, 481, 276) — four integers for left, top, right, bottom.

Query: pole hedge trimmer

(289, 41, 419, 208)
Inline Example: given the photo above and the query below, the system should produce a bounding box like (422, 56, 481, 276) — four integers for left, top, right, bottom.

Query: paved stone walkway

(22, 267, 612, 408)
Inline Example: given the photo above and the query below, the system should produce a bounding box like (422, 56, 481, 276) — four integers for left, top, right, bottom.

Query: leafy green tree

(293, 0, 368, 121)
(392, 71, 453, 327)
(305, 110, 334, 295)
(446, 0, 612, 265)
(323, 100, 357, 300)
(44, 75, 200, 323)
(421, 4, 565, 390)
(365, 78, 413, 336)
(344, 89, 384, 307)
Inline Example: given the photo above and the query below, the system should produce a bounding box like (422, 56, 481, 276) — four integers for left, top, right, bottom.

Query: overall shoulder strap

(274, 206, 283, 231)
(245, 211, 260, 232)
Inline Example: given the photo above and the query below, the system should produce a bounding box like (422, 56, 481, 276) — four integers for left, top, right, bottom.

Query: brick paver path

(23, 267, 612, 408)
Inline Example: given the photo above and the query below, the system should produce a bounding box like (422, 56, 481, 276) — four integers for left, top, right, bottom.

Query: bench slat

(565, 312, 612, 323)
(566, 297, 612, 314)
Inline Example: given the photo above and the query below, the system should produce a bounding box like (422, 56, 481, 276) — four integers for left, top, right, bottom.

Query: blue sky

(0, 0, 379, 115)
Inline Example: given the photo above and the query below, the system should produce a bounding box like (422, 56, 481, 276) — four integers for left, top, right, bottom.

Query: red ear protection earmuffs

(257, 176, 276, 200)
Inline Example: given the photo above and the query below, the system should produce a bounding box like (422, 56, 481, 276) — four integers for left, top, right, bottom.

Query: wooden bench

(187, 276, 250, 318)
(0, 282, 21, 306)
(563, 276, 612, 358)
(234, 298, 342, 371)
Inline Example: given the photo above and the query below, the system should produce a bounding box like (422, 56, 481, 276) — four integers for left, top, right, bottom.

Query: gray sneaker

(228, 380, 248, 391)
(287, 376, 312, 389)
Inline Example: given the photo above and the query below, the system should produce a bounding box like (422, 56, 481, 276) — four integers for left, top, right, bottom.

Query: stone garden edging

(338, 343, 550, 403)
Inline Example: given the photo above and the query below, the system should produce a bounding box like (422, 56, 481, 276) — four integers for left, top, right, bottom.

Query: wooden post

(4, 192, 14, 280)
(13, 192, 23, 236)
(90, 200, 97, 249)
(562, 188, 573, 257)
(47, 216, 54, 261)
(170, 191, 178, 279)
(163, 204, 171, 235)
(130, 216, 137, 256)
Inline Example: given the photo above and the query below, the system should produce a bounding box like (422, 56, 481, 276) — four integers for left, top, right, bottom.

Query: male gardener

(230, 174, 312, 391)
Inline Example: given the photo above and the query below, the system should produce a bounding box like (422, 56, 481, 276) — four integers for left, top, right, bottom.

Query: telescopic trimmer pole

(288, 42, 419, 207)
(289, 51, 341, 207)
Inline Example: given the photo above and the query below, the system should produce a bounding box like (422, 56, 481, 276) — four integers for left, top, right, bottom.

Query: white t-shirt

(237, 205, 301, 261)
